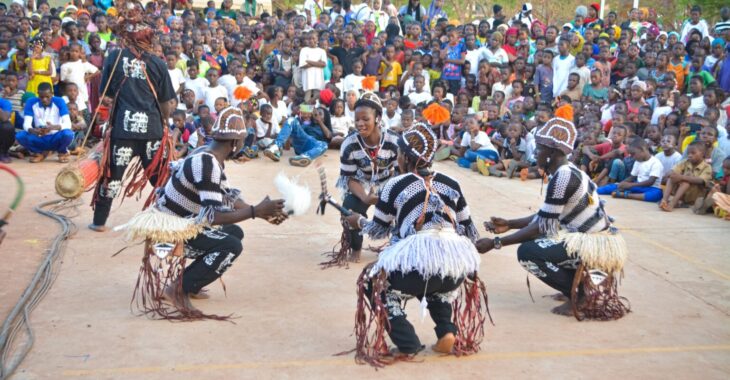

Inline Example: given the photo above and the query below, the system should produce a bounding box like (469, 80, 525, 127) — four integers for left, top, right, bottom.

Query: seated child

(454, 117, 499, 170)
(188, 115, 214, 149)
(256, 104, 281, 159)
(654, 134, 682, 185)
(584, 125, 629, 186)
(67, 102, 87, 154)
(597, 139, 663, 202)
(699, 158, 730, 217)
(267, 104, 328, 167)
(660, 141, 713, 212)
(487, 120, 529, 178)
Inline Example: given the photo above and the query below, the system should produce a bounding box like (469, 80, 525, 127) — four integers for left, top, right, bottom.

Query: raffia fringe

(370, 228, 481, 279)
(560, 231, 627, 275)
(115, 207, 206, 243)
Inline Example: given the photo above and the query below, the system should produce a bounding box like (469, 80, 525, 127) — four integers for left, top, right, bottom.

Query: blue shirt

(23, 96, 71, 132)
(441, 42, 465, 81)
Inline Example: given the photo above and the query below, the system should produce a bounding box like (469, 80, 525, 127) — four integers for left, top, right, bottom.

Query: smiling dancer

(344, 123, 489, 366)
(327, 92, 399, 265)
(476, 105, 629, 320)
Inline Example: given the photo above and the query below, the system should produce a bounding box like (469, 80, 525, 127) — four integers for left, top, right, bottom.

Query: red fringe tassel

(348, 265, 393, 368)
(571, 264, 630, 321)
(320, 218, 352, 269)
(131, 240, 231, 321)
(452, 274, 493, 356)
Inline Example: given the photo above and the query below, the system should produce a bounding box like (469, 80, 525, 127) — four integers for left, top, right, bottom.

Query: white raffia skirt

(369, 228, 481, 279)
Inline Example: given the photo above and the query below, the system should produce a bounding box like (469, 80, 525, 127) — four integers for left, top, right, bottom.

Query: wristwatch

(493, 237, 503, 250)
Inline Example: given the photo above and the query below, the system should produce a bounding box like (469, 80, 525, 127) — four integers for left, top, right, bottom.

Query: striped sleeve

(536, 168, 576, 236)
(437, 174, 479, 242)
(337, 134, 359, 190)
(186, 153, 224, 207)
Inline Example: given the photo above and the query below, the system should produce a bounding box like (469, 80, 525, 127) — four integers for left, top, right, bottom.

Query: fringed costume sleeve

(337, 133, 359, 192)
(362, 176, 398, 240)
(535, 166, 573, 237)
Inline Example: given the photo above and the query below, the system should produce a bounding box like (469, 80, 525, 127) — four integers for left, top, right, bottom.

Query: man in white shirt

(16, 84, 74, 163)
(552, 39, 575, 98)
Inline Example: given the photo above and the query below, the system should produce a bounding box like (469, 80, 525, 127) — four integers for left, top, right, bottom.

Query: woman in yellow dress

(26, 38, 54, 96)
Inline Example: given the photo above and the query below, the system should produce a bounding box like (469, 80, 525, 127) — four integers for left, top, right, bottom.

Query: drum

(55, 143, 103, 199)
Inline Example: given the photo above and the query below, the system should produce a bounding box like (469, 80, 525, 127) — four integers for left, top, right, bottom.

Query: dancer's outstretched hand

(344, 212, 364, 229)
(484, 217, 510, 234)
(255, 196, 286, 220)
(475, 238, 494, 254)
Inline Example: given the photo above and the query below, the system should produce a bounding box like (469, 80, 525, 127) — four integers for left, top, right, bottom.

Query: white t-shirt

(651, 105, 672, 125)
(461, 131, 498, 152)
(226, 77, 260, 107)
(59, 60, 99, 103)
(479, 47, 509, 65)
(299, 47, 327, 92)
(631, 155, 663, 188)
(255, 117, 280, 138)
(167, 68, 186, 94)
(303, 0, 324, 26)
(552, 54, 576, 97)
(491, 81, 513, 99)
(203, 85, 229, 113)
(654, 151, 682, 178)
(382, 111, 401, 130)
(185, 77, 209, 102)
(402, 70, 431, 95)
(688, 95, 706, 116)
(408, 91, 432, 106)
(62, 95, 87, 112)
(343, 74, 364, 94)
(331, 115, 354, 135)
(465, 48, 482, 76)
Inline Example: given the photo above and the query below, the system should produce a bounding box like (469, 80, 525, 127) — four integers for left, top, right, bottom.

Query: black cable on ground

(0, 199, 78, 380)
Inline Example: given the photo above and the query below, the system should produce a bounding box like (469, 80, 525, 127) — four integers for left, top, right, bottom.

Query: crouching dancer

(343, 123, 490, 367)
(119, 107, 287, 320)
(477, 107, 630, 321)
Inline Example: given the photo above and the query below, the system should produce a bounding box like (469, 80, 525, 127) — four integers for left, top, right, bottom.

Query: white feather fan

(274, 172, 312, 216)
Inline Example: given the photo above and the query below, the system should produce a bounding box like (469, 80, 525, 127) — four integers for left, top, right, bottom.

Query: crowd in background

(0, 0, 729, 217)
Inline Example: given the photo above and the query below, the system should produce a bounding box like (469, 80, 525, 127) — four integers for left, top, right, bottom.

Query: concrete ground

(1, 151, 729, 380)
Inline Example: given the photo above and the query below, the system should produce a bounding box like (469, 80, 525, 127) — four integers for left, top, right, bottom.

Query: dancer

(120, 107, 287, 319)
(476, 105, 629, 320)
(334, 92, 399, 263)
(343, 123, 488, 366)
(90, 1, 177, 232)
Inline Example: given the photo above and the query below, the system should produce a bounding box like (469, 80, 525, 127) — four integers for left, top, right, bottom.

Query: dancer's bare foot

(189, 288, 210, 300)
(551, 300, 575, 316)
(162, 282, 199, 313)
(348, 249, 361, 263)
(432, 332, 456, 354)
(547, 293, 568, 302)
(88, 223, 108, 232)
(659, 200, 673, 212)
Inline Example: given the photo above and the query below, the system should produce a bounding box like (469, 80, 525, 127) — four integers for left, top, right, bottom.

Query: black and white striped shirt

(156, 150, 239, 222)
(337, 129, 399, 193)
(363, 172, 479, 243)
(536, 163, 610, 236)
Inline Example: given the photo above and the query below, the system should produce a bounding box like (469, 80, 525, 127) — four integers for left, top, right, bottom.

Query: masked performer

(89, 1, 177, 232)
(344, 123, 488, 366)
(476, 105, 629, 320)
(120, 107, 287, 319)
(329, 92, 399, 264)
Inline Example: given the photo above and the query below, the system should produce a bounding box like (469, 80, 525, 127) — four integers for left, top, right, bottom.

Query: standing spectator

(299, 32, 327, 98)
(679, 5, 710, 43)
(441, 27, 466, 94)
(552, 38, 575, 98)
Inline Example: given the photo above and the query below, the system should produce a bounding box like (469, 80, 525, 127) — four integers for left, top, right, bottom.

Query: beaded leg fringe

(131, 240, 230, 321)
(320, 217, 352, 269)
(346, 265, 492, 368)
(570, 264, 630, 321)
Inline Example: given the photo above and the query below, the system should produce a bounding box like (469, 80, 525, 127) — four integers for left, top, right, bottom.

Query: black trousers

(0, 121, 14, 155)
(93, 138, 161, 226)
(367, 271, 463, 354)
(342, 193, 370, 251)
(517, 238, 581, 297)
(182, 224, 244, 294)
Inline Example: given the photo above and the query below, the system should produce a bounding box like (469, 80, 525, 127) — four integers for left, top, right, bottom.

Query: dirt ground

(1, 151, 729, 380)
